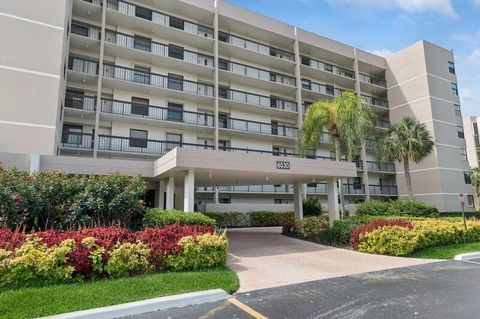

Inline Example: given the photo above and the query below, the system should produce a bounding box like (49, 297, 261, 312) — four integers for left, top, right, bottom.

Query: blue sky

(227, 0, 480, 117)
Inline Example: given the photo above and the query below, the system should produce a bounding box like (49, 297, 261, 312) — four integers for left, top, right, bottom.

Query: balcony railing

(103, 64, 214, 97)
(98, 135, 214, 155)
(68, 57, 98, 75)
(65, 92, 96, 111)
(301, 79, 346, 97)
(71, 21, 101, 39)
(376, 119, 391, 129)
(219, 117, 297, 138)
(301, 56, 355, 79)
(219, 59, 296, 86)
(220, 88, 297, 112)
(369, 185, 398, 195)
(100, 98, 214, 127)
(106, 0, 214, 39)
(362, 95, 389, 109)
(343, 184, 366, 195)
(367, 161, 396, 173)
(105, 30, 214, 67)
(61, 132, 94, 149)
(360, 73, 387, 88)
(81, 0, 102, 5)
(219, 32, 294, 62)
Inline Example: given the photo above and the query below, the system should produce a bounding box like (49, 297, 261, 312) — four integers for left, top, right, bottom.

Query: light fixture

(208, 172, 212, 179)
(265, 176, 269, 182)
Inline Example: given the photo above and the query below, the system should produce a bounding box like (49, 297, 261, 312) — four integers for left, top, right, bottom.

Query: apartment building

(0, 0, 473, 212)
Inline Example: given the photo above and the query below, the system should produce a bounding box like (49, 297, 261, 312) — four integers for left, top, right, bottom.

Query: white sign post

(460, 194, 467, 230)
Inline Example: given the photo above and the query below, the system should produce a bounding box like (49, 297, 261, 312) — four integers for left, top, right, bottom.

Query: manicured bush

(143, 209, 216, 228)
(356, 200, 391, 216)
(357, 226, 418, 256)
(349, 219, 413, 250)
(204, 212, 248, 228)
(106, 242, 152, 278)
(316, 215, 375, 246)
(166, 232, 228, 271)
(0, 165, 147, 230)
(303, 197, 323, 216)
(356, 199, 438, 217)
(204, 211, 294, 228)
(250, 211, 294, 227)
(295, 215, 329, 238)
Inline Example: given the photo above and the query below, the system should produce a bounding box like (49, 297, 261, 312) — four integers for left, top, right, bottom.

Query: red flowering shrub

(350, 219, 413, 250)
(0, 228, 25, 250)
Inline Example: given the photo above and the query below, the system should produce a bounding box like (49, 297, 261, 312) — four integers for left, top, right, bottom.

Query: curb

(454, 252, 480, 262)
(42, 289, 230, 319)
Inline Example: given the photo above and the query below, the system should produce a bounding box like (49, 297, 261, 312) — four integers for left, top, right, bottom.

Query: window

(464, 171, 472, 184)
(467, 195, 475, 208)
(269, 72, 277, 82)
(301, 79, 311, 90)
(169, 16, 184, 30)
(71, 23, 89, 37)
(133, 35, 151, 52)
(461, 147, 467, 161)
(272, 147, 280, 156)
(457, 125, 465, 138)
(474, 123, 479, 136)
(66, 90, 85, 109)
(219, 198, 231, 204)
(301, 56, 310, 66)
(448, 61, 455, 74)
(454, 104, 461, 117)
(451, 82, 458, 95)
(219, 140, 229, 151)
(133, 65, 150, 85)
(218, 59, 229, 70)
(135, 6, 152, 21)
(166, 133, 182, 152)
(168, 44, 184, 60)
(218, 31, 229, 42)
(274, 199, 290, 204)
(167, 102, 183, 121)
(326, 84, 335, 96)
(129, 129, 148, 148)
(218, 86, 228, 99)
(352, 177, 362, 190)
(167, 73, 183, 91)
(131, 97, 149, 116)
(271, 121, 278, 135)
(324, 63, 333, 73)
(218, 113, 228, 128)
(62, 124, 83, 144)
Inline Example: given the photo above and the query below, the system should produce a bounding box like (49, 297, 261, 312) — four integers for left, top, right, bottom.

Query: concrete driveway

(227, 227, 436, 292)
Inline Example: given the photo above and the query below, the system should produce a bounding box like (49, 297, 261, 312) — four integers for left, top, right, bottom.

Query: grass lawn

(0, 267, 239, 319)
(412, 242, 480, 259)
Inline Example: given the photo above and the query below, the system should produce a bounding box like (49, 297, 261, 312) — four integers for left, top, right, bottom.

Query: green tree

(470, 167, 480, 209)
(377, 117, 434, 197)
(298, 91, 376, 213)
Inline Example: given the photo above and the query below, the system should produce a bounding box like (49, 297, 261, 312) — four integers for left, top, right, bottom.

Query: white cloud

(368, 48, 394, 57)
(451, 31, 480, 46)
(474, 0, 480, 7)
(326, 0, 458, 18)
(467, 48, 480, 66)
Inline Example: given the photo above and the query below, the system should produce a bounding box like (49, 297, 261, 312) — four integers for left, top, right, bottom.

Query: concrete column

(293, 182, 303, 219)
(327, 178, 340, 227)
(157, 179, 166, 209)
(93, 2, 107, 158)
(184, 169, 195, 212)
(214, 186, 219, 204)
(166, 176, 175, 210)
(29, 153, 41, 175)
(213, 0, 219, 150)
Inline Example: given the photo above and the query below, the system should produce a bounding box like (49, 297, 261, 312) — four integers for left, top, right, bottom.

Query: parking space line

(227, 298, 268, 319)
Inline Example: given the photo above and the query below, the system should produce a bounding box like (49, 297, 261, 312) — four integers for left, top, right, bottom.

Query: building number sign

(276, 161, 290, 170)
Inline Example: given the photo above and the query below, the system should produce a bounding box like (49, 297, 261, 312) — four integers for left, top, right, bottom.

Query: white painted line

(0, 12, 64, 31)
(0, 64, 60, 79)
(0, 120, 56, 130)
(41, 289, 230, 319)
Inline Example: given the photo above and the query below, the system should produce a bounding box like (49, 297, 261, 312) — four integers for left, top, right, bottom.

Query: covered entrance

(152, 148, 357, 222)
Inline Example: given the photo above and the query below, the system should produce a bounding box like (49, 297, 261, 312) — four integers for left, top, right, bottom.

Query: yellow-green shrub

(0, 237, 75, 286)
(296, 215, 329, 238)
(106, 242, 152, 278)
(167, 232, 228, 271)
(357, 226, 418, 256)
(412, 219, 480, 249)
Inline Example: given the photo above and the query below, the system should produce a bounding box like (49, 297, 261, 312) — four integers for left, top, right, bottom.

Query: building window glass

(133, 65, 150, 85)
(131, 97, 149, 116)
(167, 102, 183, 122)
(168, 44, 184, 60)
(464, 171, 472, 184)
(474, 123, 479, 136)
(218, 58, 229, 70)
(467, 195, 475, 208)
(133, 35, 151, 52)
(129, 129, 148, 148)
(167, 73, 183, 91)
(451, 82, 458, 95)
(166, 133, 182, 152)
(301, 79, 311, 90)
(169, 16, 185, 30)
(457, 125, 465, 138)
(135, 6, 152, 21)
(448, 61, 455, 74)
(454, 104, 461, 117)
(461, 147, 467, 161)
(301, 56, 310, 66)
(62, 124, 83, 144)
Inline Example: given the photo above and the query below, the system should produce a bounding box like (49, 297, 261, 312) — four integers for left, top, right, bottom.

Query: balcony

(70, 21, 101, 51)
(301, 78, 347, 101)
(100, 98, 214, 128)
(65, 91, 96, 111)
(300, 55, 355, 89)
(104, 29, 214, 76)
(219, 88, 297, 115)
(74, 0, 103, 21)
(102, 64, 214, 103)
(369, 184, 398, 196)
(219, 59, 296, 94)
(105, 0, 213, 51)
(362, 95, 389, 111)
(61, 132, 94, 150)
(376, 119, 391, 129)
(219, 117, 297, 139)
(360, 73, 386, 88)
(67, 57, 99, 85)
(360, 73, 387, 95)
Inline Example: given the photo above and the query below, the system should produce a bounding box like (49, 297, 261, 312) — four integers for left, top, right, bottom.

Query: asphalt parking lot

(128, 261, 480, 319)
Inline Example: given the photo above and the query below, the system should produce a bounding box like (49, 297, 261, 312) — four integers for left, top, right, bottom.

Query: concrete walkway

(227, 227, 436, 292)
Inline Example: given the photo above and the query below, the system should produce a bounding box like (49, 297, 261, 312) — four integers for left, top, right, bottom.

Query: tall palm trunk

(403, 158, 413, 198)
(335, 138, 345, 216)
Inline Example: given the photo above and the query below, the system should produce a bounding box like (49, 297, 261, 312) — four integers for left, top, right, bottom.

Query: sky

(227, 0, 480, 117)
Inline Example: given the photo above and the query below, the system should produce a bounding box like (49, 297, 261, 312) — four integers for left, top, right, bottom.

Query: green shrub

(356, 199, 439, 218)
(303, 197, 323, 216)
(166, 232, 228, 271)
(356, 200, 391, 216)
(143, 209, 216, 228)
(204, 212, 248, 228)
(250, 211, 294, 227)
(316, 216, 375, 246)
(106, 242, 152, 278)
(296, 215, 329, 238)
(357, 226, 417, 256)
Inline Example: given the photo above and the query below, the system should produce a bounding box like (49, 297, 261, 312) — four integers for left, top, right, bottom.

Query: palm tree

(470, 167, 480, 209)
(376, 117, 434, 197)
(298, 91, 377, 212)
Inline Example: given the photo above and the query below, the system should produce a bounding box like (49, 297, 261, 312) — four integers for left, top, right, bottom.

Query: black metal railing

(68, 57, 98, 75)
(71, 21, 101, 39)
(100, 98, 214, 126)
(61, 132, 94, 149)
(220, 117, 297, 138)
(362, 95, 389, 108)
(369, 185, 398, 195)
(367, 161, 396, 173)
(220, 88, 297, 112)
(219, 59, 296, 86)
(65, 92, 96, 111)
(360, 73, 387, 88)
(301, 55, 355, 79)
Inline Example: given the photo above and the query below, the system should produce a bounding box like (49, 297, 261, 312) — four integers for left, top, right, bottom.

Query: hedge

(0, 166, 146, 230)
(205, 211, 294, 228)
(356, 199, 439, 217)
(143, 209, 216, 228)
(0, 225, 226, 288)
